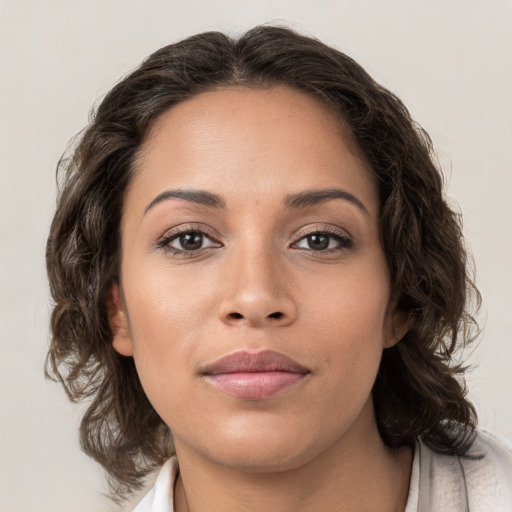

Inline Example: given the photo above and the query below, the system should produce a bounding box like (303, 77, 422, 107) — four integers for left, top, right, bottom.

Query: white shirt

(133, 430, 512, 512)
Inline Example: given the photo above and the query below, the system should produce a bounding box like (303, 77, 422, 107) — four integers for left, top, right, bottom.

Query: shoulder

(418, 429, 512, 512)
(474, 428, 512, 456)
(132, 456, 178, 512)
(463, 430, 512, 508)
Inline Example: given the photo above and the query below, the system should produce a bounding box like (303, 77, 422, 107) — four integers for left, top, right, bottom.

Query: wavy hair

(46, 25, 480, 500)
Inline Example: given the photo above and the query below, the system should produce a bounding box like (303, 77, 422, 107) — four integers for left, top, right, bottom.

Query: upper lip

(201, 350, 310, 375)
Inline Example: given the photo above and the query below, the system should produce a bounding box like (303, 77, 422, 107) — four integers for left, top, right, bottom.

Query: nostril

(224, 311, 287, 322)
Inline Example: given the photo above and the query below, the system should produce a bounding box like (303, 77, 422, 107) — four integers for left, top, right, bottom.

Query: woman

(46, 26, 512, 511)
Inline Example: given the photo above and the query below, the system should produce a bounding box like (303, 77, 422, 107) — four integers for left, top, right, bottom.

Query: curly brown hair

(46, 25, 480, 500)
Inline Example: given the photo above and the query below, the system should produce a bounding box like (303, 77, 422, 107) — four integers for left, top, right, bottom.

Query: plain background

(1, 0, 511, 510)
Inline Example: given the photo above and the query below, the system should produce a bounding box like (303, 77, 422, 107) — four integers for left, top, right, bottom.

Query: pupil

(180, 232, 202, 250)
(308, 234, 329, 250)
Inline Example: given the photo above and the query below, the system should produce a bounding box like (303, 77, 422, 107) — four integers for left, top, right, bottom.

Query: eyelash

(155, 225, 354, 256)
(155, 225, 221, 257)
(291, 228, 354, 253)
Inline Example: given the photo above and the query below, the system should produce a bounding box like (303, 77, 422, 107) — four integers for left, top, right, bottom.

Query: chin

(210, 443, 316, 474)
(184, 414, 335, 474)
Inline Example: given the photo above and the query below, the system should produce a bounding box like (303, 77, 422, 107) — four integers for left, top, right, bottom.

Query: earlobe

(383, 309, 410, 349)
(107, 283, 134, 357)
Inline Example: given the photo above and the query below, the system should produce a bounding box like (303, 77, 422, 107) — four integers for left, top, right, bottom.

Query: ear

(107, 283, 134, 356)
(383, 305, 410, 349)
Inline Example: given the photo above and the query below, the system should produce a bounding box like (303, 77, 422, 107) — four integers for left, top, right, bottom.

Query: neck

(173, 403, 413, 512)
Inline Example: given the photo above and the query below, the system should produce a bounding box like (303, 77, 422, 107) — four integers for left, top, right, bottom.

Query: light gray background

(1, 1, 511, 510)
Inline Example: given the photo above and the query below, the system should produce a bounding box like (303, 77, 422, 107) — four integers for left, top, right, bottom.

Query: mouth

(201, 350, 310, 400)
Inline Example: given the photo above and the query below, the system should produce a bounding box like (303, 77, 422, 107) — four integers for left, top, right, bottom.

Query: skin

(110, 85, 412, 511)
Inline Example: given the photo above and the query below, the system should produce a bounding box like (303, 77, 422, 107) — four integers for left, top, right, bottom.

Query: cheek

(302, 262, 391, 340)
(126, 261, 216, 339)
(301, 263, 390, 385)
(122, 264, 217, 397)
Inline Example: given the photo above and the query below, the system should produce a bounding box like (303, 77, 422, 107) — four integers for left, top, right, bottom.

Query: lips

(201, 350, 310, 400)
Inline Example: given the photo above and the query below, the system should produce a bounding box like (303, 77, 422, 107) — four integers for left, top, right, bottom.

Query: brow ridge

(144, 187, 368, 215)
(284, 188, 369, 214)
(144, 189, 226, 214)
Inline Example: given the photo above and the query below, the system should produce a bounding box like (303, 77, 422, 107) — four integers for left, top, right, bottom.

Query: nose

(218, 244, 297, 328)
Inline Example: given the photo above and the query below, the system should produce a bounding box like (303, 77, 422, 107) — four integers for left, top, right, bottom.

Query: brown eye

(178, 232, 203, 250)
(305, 234, 330, 250)
(166, 231, 217, 252)
(294, 231, 353, 252)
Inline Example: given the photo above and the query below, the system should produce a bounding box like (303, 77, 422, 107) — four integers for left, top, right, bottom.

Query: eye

(158, 229, 220, 253)
(293, 231, 353, 251)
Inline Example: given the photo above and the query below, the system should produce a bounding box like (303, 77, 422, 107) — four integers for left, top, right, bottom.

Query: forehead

(129, 85, 377, 215)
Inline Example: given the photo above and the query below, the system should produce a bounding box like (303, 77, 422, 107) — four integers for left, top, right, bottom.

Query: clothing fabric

(133, 430, 512, 512)
(406, 430, 512, 511)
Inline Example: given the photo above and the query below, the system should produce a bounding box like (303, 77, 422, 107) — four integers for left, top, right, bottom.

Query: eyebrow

(144, 189, 226, 214)
(144, 187, 368, 215)
(284, 188, 369, 214)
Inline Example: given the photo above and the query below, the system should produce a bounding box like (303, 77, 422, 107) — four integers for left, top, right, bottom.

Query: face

(111, 85, 405, 472)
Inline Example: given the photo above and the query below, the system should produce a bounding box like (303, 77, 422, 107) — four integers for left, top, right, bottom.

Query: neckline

(144, 442, 421, 512)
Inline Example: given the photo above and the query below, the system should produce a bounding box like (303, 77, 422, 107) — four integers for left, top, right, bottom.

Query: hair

(46, 25, 480, 500)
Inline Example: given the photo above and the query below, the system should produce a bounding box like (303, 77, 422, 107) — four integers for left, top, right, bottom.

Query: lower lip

(205, 371, 306, 399)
